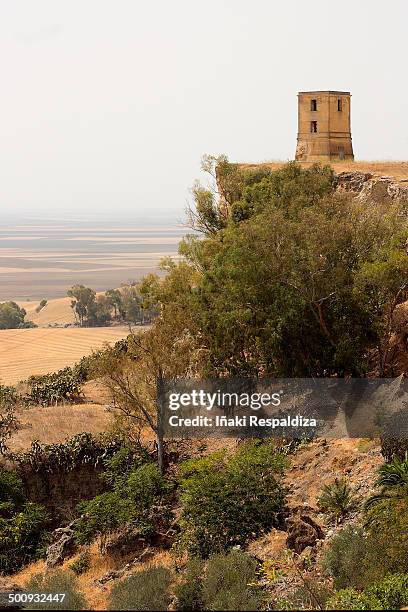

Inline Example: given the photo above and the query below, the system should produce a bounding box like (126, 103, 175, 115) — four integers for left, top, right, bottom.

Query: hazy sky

(1, 0, 407, 222)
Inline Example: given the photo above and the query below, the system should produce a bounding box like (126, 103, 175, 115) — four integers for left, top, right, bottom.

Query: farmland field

(0, 326, 134, 384)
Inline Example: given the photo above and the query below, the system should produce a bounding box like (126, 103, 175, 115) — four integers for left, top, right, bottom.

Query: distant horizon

(1, 0, 407, 220)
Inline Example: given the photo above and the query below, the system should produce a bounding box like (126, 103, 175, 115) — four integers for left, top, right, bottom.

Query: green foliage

(0, 467, 25, 512)
(326, 573, 408, 610)
(366, 572, 408, 610)
(177, 442, 286, 557)
(0, 386, 18, 455)
(25, 569, 87, 610)
(175, 558, 205, 611)
(102, 445, 150, 487)
(175, 551, 262, 611)
(318, 478, 355, 520)
(169, 159, 408, 378)
(75, 459, 171, 545)
(0, 468, 49, 574)
(108, 565, 172, 611)
(203, 550, 262, 611)
(67, 284, 96, 327)
(11, 432, 126, 473)
(365, 452, 408, 510)
(326, 587, 377, 610)
(69, 551, 90, 575)
(0, 300, 36, 329)
(322, 527, 368, 590)
(25, 366, 83, 406)
(323, 497, 408, 590)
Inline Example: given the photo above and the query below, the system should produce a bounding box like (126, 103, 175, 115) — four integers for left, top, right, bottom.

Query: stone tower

(295, 91, 354, 162)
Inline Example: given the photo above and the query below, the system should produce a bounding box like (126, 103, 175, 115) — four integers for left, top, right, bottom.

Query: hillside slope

(18, 296, 75, 327)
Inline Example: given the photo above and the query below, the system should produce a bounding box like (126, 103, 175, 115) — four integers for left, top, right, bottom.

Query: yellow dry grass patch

(8, 403, 113, 452)
(0, 326, 131, 385)
(9, 539, 175, 611)
(18, 296, 75, 326)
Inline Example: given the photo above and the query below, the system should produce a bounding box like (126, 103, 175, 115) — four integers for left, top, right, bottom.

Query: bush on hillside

(177, 441, 287, 557)
(175, 551, 262, 612)
(25, 366, 83, 406)
(0, 467, 49, 574)
(203, 550, 262, 611)
(174, 558, 205, 611)
(108, 566, 172, 611)
(69, 551, 90, 575)
(322, 527, 367, 590)
(75, 461, 171, 546)
(25, 569, 87, 610)
(326, 573, 408, 610)
(323, 498, 408, 590)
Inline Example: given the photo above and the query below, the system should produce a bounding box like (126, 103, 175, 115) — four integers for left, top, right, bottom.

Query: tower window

(337, 98, 342, 111)
(310, 121, 317, 133)
(311, 99, 317, 111)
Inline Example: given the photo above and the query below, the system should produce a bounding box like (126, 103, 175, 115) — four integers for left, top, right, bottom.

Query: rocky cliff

(335, 171, 408, 204)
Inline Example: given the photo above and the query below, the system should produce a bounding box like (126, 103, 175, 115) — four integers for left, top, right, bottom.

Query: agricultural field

(0, 326, 132, 385)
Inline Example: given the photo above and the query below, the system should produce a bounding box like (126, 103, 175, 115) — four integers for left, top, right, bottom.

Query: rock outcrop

(285, 513, 324, 553)
(46, 520, 78, 567)
(335, 171, 408, 204)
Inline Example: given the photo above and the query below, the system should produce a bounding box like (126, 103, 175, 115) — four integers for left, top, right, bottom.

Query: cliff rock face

(335, 171, 408, 204)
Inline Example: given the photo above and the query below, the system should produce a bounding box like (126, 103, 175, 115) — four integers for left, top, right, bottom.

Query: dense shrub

(203, 550, 262, 611)
(25, 569, 87, 610)
(322, 527, 367, 590)
(177, 441, 286, 557)
(326, 573, 408, 610)
(0, 300, 36, 329)
(0, 468, 49, 574)
(11, 432, 126, 473)
(175, 558, 205, 611)
(326, 587, 376, 610)
(25, 367, 83, 406)
(175, 551, 262, 612)
(323, 499, 408, 590)
(108, 566, 172, 611)
(75, 461, 171, 545)
(69, 551, 90, 575)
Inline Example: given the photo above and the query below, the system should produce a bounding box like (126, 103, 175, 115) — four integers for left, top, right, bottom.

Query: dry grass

(0, 326, 132, 385)
(239, 160, 408, 183)
(18, 296, 75, 326)
(9, 539, 175, 611)
(8, 403, 113, 452)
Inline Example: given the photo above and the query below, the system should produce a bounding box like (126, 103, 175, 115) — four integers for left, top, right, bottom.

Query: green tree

(0, 301, 35, 329)
(105, 288, 123, 318)
(67, 285, 96, 327)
